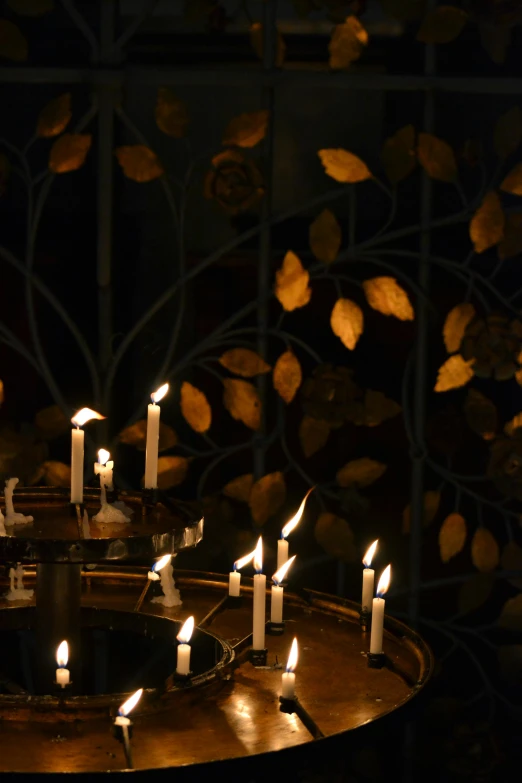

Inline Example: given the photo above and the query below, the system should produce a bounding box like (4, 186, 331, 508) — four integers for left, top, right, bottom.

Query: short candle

(70, 408, 105, 504)
(271, 555, 296, 624)
(252, 537, 266, 650)
(116, 688, 142, 723)
(370, 564, 391, 655)
(55, 639, 70, 688)
(361, 539, 378, 614)
(277, 487, 314, 571)
(176, 615, 195, 675)
(229, 548, 256, 597)
(281, 637, 298, 700)
(144, 383, 169, 490)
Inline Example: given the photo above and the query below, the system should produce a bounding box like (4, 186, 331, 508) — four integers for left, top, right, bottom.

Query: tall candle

(277, 487, 314, 570)
(176, 615, 194, 675)
(281, 637, 298, 700)
(370, 565, 391, 655)
(252, 537, 266, 650)
(229, 547, 256, 597)
(144, 383, 169, 489)
(71, 408, 105, 504)
(362, 539, 378, 613)
(56, 640, 70, 688)
(271, 555, 296, 623)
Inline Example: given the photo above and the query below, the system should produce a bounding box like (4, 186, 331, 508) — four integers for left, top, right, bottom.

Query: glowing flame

(272, 555, 296, 586)
(286, 637, 298, 673)
(177, 616, 195, 644)
(71, 408, 105, 428)
(233, 548, 256, 572)
(56, 640, 68, 668)
(281, 487, 314, 540)
(151, 383, 169, 404)
(253, 536, 263, 574)
(152, 554, 171, 573)
(97, 448, 110, 466)
(118, 688, 143, 717)
(376, 564, 391, 598)
(363, 539, 378, 568)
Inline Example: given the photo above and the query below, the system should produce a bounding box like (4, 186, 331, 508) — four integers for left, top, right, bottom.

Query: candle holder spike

(249, 648, 268, 667)
(267, 621, 285, 636)
(279, 696, 325, 740)
(112, 721, 134, 769)
(359, 608, 371, 631)
(367, 652, 386, 669)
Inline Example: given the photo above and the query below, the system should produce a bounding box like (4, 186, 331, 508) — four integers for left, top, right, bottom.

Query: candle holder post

(367, 652, 386, 669)
(279, 696, 324, 740)
(359, 608, 371, 631)
(267, 621, 285, 636)
(113, 721, 134, 769)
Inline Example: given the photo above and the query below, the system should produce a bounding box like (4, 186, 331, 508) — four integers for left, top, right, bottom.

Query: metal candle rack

(0, 488, 433, 776)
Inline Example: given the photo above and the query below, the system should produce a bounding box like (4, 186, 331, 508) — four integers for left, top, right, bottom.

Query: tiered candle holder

(0, 488, 433, 777)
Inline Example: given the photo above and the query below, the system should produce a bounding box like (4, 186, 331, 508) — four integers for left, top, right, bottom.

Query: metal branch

(60, 0, 100, 60)
(112, 0, 161, 55)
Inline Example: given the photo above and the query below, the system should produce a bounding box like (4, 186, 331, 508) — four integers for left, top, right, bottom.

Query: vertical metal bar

(408, 5, 436, 628)
(97, 2, 117, 419)
(254, 1, 278, 481)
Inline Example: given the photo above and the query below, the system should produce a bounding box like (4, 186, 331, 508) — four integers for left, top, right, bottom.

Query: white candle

(176, 616, 194, 675)
(281, 637, 298, 700)
(144, 383, 169, 489)
(277, 539, 289, 571)
(56, 640, 70, 688)
(71, 408, 105, 504)
(117, 688, 142, 722)
(271, 555, 296, 624)
(252, 537, 266, 650)
(278, 487, 314, 570)
(229, 571, 241, 597)
(362, 540, 378, 613)
(370, 565, 391, 655)
(71, 428, 84, 504)
(271, 585, 283, 623)
(228, 547, 256, 597)
(94, 448, 114, 497)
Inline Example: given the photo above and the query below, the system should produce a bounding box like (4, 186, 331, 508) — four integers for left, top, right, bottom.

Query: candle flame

(253, 536, 263, 574)
(281, 487, 314, 540)
(363, 539, 378, 568)
(152, 554, 171, 573)
(71, 408, 105, 428)
(56, 640, 68, 668)
(272, 555, 296, 586)
(233, 548, 256, 572)
(286, 637, 298, 673)
(177, 615, 195, 644)
(376, 564, 391, 598)
(118, 688, 143, 717)
(151, 383, 169, 404)
(97, 448, 110, 466)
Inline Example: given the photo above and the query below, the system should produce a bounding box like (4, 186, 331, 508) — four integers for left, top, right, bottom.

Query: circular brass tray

(0, 568, 433, 774)
(0, 488, 203, 563)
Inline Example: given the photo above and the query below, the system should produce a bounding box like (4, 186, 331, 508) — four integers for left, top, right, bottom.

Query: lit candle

(370, 565, 391, 655)
(277, 487, 314, 570)
(281, 637, 298, 700)
(71, 408, 105, 504)
(176, 615, 194, 675)
(271, 555, 296, 624)
(94, 448, 114, 504)
(114, 688, 143, 769)
(144, 383, 169, 489)
(252, 537, 266, 650)
(115, 687, 142, 728)
(362, 539, 378, 614)
(55, 640, 70, 688)
(134, 554, 172, 612)
(229, 548, 256, 597)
